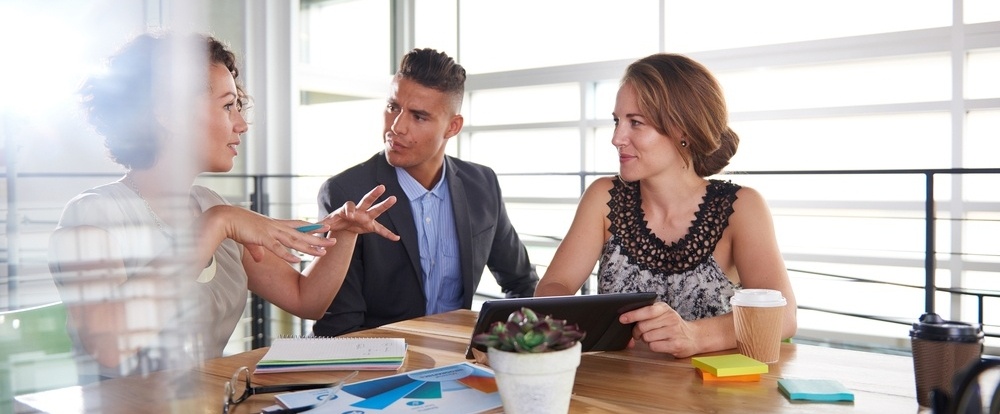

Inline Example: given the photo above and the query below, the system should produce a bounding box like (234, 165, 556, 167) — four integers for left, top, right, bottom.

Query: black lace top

(598, 177, 742, 320)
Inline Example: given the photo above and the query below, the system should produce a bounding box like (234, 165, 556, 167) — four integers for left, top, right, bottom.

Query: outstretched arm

(196, 205, 337, 266)
(244, 185, 398, 320)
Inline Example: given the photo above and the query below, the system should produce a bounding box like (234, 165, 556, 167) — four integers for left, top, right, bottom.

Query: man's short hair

(396, 48, 466, 112)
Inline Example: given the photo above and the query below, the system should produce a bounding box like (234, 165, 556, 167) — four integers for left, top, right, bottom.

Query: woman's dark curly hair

(80, 33, 247, 169)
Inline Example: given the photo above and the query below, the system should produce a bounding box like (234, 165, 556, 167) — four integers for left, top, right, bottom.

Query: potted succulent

(472, 307, 586, 414)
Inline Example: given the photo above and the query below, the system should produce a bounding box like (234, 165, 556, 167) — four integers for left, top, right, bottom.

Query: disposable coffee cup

(730, 289, 786, 363)
(909, 312, 984, 407)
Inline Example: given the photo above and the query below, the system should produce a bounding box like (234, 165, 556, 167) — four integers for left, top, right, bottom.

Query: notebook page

(261, 337, 406, 363)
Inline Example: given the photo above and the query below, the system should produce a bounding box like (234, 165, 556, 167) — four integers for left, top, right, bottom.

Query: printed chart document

(274, 362, 502, 414)
(256, 337, 407, 373)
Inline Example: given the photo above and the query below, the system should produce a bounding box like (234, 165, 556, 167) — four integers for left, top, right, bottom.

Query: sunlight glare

(0, 4, 92, 115)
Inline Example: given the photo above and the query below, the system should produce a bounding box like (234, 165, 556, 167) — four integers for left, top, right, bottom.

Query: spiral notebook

(255, 337, 407, 373)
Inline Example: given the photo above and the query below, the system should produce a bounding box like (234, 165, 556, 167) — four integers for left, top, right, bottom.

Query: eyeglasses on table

(221, 366, 358, 414)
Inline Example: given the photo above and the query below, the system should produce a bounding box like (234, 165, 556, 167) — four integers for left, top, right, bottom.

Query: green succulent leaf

(471, 306, 587, 353)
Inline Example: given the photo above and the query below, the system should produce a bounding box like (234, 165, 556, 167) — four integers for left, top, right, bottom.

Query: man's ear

(444, 114, 464, 139)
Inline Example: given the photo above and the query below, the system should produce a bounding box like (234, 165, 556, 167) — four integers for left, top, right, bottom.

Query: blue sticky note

(777, 378, 855, 402)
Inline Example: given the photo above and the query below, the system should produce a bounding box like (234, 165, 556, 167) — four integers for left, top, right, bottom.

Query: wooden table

(15, 310, 924, 413)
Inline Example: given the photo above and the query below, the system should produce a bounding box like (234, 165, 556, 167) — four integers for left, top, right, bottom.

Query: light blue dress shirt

(395, 164, 462, 315)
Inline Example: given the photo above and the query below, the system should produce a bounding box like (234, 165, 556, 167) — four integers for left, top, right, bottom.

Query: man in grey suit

(312, 48, 538, 337)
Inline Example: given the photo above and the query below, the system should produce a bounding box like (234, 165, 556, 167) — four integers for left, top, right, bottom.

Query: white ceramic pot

(487, 342, 581, 414)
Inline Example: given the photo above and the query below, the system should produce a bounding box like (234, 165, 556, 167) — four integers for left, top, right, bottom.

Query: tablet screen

(466, 292, 657, 359)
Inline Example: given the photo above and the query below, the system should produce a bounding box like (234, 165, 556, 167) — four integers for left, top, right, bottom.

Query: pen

(295, 224, 324, 233)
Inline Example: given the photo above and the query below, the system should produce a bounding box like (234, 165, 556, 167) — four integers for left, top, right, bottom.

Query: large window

(296, 0, 1000, 353)
(664, 0, 950, 51)
(457, 1, 661, 73)
(299, 0, 391, 75)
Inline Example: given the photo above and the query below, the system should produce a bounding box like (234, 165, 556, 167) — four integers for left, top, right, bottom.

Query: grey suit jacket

(312, 152, 538, 337)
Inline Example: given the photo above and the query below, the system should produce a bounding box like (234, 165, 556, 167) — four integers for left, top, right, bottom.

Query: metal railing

(735, 167, 999, 341)
(2, 167, 997, 348)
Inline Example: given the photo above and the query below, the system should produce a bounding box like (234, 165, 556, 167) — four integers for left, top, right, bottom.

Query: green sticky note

(778, 378, 855, 402)
(691, 354, 768, 377)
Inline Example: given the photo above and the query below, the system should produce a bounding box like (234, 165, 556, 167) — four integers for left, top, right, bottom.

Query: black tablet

(465, 292, 657, 359)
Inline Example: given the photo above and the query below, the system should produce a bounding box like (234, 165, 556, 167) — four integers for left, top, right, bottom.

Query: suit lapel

(375, 154, 424, 292)
(445, 157, 476, 307)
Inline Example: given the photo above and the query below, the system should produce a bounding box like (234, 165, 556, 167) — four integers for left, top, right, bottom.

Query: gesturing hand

(321, 184, 400, 241)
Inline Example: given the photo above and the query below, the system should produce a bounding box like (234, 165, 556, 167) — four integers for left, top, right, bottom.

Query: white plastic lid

(730, 289, 787, 307)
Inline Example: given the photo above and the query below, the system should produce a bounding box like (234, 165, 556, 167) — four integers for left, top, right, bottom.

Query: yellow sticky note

(691, 354, 768, 377)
